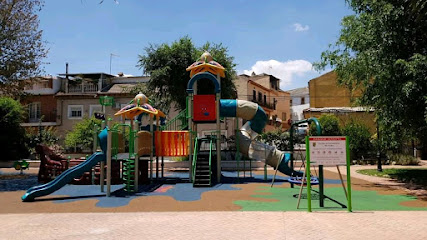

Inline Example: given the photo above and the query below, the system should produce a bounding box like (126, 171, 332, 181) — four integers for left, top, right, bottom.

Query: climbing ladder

(192, 137, 216, 187)
(122, 158, 135, 193)
(111, 124, 137, 193)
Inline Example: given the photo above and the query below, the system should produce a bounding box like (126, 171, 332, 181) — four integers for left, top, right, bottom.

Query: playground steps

(122, 158, 135, 193)
(193, 153, 212, 187)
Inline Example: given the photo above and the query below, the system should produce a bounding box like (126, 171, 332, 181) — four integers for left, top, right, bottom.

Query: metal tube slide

(220, 99, 302, 176)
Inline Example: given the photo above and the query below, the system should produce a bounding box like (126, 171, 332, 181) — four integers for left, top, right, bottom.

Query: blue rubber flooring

(28, 171, 344, 208)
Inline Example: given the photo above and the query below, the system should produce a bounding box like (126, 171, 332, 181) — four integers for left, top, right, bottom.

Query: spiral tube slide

(220, 99, 302, 176)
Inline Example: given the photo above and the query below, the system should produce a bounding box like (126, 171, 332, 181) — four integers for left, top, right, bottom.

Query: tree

(65, 117, 101, 152)
(0, 97, 29, 160)
(137, 36, 237, 111)
(126, 83, 173, 115)
(256, 130, 291, 151)
(342, 120, 373, 159)
(310, 114, 341, 136)
(315, 0, 427, 154)
(0, 0, 47, 96)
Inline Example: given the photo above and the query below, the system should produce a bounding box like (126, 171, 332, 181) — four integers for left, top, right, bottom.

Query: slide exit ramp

(21, 152, 106, 202)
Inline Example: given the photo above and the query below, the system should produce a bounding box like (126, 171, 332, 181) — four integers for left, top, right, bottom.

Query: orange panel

(155, 131, 190, 157)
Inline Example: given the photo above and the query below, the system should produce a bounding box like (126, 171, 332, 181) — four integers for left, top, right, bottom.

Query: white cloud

(293, 23, 309, 32)
(242, 59, 313, 89)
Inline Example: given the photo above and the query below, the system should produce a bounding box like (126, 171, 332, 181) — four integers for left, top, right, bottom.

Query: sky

(38, 0, 353, 91)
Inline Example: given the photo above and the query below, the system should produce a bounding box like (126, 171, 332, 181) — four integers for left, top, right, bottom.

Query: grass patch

(357, 168, 427, 186)
(171, 156, 189, 162)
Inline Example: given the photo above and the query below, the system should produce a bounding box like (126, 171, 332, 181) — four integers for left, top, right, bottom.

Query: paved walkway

(1, 211, 427, 240)
(326, 164, 424, 185)
(326, 162, 427, 199)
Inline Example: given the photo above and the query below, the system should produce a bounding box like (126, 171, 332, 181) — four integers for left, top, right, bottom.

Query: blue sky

(38, 0, 353, 90)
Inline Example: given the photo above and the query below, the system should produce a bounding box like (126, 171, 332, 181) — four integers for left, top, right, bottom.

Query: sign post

(305, 136, 352, 212)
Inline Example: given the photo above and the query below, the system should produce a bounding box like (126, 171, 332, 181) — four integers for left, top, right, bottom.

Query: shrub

(342, 121, 373, 159)
(173, 156, 189, 162)
(65, 117, 101, 152)
(0, 97, 29, 160)
(26, 126, 62, 156)
(256, 130, 291, 151)
(310, 114, 341, 136)
(387, 153, 420, 165)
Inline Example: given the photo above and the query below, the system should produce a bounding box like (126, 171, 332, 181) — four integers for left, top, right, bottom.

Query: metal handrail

(160, 109, 187, 131)
(208, 138, 213, 186)
(192, 138, 199, 183)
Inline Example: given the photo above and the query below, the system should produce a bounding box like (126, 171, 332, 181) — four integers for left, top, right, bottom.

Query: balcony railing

(251, 97, 275, 110)
(68, 83, 98, 93)
(27, 111, 57, 123)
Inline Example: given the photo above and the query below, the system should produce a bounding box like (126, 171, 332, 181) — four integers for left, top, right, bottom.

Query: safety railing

(208, 137, 213, 186)
(160, 109, 187, 131)
(192, 137, 199, 183)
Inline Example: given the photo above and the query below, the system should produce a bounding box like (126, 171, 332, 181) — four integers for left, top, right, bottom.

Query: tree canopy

(137, 36, 237, 111)
(315, 0, 427, 151)
(0, 97, 28, 160)
(0, 0, 47, 96)
(65, 117, 101, 151)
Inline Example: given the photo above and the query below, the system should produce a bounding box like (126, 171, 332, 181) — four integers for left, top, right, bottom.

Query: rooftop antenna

(110, 53, 119, 74)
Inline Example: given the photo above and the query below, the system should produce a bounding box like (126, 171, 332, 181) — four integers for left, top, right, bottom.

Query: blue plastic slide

(21, 152, 106, 202)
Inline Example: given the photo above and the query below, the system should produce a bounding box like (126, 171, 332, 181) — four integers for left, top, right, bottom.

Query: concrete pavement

(1, 211, 426, 240)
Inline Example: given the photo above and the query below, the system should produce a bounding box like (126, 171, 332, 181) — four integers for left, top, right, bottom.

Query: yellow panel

(137, 131, 152, 156)
(115, 106, 166, 119)
(187, 63, 225, 78)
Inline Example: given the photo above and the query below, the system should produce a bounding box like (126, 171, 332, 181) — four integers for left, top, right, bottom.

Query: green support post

(306, 136, 312, 212)
(235, 117, 240, 183)
(346, 137, 353, 212)
(319, 165, 324, 207)
(302, 136, 311, 212)
(290, 125, 294, 188)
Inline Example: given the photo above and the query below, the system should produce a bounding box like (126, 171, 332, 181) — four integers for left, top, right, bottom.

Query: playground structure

(22, 52, 351, 211)
(35, 144, 121, 185)
(186, 52, 309, 186)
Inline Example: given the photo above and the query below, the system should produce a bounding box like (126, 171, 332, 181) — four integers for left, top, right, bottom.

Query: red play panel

(193, 95, 216, 122)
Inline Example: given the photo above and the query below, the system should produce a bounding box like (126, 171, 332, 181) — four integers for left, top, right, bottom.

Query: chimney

(65, 62, 69, 93)
(66, 62, 69, 79)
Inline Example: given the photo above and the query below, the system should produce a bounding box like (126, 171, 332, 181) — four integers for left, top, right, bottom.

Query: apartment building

(234, 73, 291, 131)
(20, 76, 62, 128)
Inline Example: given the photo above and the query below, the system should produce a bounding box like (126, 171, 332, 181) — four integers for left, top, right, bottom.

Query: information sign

(308, 136, 347, 166)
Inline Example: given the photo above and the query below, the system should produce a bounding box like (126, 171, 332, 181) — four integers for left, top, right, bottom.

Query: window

(263, 94, 267, 104)
(282, 112, 287, 122)
(252, 90, 256, 101)
(28, 102, 41, 122)
(301, 97, 305, 105)
(258, 92, 262, 102)
(68, 105, 83, 119)
(89, 105, 102, 117)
